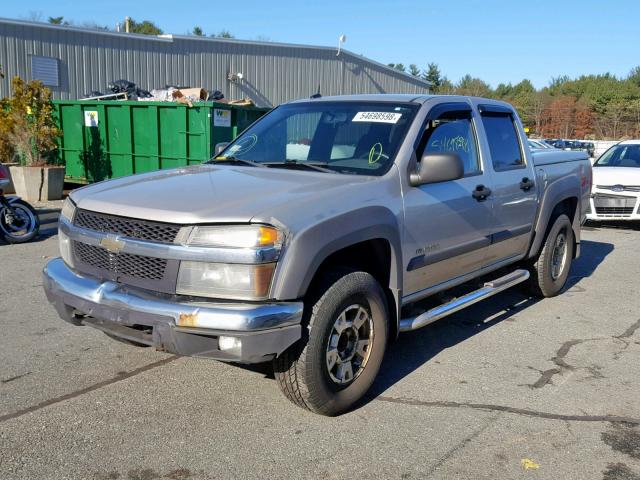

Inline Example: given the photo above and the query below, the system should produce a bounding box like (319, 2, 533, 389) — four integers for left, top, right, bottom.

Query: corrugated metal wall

(0, 19, 430, 107)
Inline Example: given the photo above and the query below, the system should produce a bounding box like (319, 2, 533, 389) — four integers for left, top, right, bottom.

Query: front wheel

(526, 214, 574, 298)
(274, 270, 388, 416)
(0, 199, 40, 244)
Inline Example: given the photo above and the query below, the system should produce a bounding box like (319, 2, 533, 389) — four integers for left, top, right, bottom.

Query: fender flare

(270, 206, 403, 302)
(528, 173, 581, 259)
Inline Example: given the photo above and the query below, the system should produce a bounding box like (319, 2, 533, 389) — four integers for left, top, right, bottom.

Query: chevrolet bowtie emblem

(100, 236, 125, 253)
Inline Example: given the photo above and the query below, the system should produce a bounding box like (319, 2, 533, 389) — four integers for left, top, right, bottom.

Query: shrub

(0, 97, 16, 163)
(1, 77, 61, 166)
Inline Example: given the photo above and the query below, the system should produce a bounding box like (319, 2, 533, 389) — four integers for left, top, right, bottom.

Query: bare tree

(531, 92, 550, 136)
(26, 11, 43, 22)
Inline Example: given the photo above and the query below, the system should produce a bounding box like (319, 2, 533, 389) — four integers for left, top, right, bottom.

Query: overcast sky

(5, 0, 639, 88)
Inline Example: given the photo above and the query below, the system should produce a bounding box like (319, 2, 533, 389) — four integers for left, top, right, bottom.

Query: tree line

(389, 62, 640, 140)
(44, 15, 234, 38)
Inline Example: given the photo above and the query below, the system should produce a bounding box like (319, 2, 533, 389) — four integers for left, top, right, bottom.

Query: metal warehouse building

(0, 18, 430, 107)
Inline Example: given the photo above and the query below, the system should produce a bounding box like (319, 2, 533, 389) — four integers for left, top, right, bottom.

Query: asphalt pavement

(1, 215, 639, 480)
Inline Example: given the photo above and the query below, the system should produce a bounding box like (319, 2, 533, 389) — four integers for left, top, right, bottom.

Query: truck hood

(70, 164, 376, 224)
(592, 166, 640, 186)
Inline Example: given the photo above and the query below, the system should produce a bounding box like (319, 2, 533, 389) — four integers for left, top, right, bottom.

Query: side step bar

(399, 269, 530, 332)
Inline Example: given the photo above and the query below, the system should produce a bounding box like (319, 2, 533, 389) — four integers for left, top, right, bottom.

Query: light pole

(336, 34, 347, 56)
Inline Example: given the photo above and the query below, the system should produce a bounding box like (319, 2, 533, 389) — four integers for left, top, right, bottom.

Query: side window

(419, 112, 480, 175)
(480, 113, 524, 170)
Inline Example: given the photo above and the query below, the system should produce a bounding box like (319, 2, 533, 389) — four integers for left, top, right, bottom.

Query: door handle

(472, 184, 492, 201)
(520, 177, 535, 191)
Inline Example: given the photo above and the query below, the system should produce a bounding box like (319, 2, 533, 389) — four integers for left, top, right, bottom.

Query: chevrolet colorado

(43, 94, 592, 415)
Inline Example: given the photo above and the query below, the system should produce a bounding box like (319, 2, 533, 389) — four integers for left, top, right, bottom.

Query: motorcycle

(0, 164, 40, 243)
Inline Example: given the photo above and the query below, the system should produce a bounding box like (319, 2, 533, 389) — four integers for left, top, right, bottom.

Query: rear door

(477, 104, 538, 264)
(402, 102, 500, 297)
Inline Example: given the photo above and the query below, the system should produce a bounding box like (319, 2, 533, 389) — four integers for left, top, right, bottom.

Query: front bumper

(43, 258, 303, 363)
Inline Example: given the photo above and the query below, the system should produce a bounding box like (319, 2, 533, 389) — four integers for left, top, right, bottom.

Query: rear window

(481, 114, 524, 170)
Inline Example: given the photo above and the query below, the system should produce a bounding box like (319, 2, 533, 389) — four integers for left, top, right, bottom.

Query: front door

(402, 103, 499, 298)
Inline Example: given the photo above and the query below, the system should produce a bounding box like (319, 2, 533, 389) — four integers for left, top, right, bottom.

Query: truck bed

(532, 149, 589, 166)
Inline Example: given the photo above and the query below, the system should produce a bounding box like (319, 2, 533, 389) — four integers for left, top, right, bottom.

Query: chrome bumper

(43, 258, 303, 363)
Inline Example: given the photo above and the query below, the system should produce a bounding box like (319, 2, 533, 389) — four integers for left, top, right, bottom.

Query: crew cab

(43, 95, 592, 416)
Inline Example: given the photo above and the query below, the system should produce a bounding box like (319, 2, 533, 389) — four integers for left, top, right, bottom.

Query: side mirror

(215, 142, 230, 155)
(410, 152, 464, 186)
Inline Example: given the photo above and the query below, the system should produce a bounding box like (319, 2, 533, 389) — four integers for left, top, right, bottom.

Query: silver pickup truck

(43, 94, 592, 416)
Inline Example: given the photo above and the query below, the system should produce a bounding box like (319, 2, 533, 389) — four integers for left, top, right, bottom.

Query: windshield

(214, 101, 419, 175)
(594, 144, 640, 168)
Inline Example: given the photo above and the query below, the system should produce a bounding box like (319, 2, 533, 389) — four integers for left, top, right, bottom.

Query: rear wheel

(526, 214, 574, 298)
(274, 270, 388, 416)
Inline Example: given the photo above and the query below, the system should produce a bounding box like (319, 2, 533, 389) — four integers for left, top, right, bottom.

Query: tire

(526, 214, 574, 298)
(274, 270, 389, 416)
(0, 199, 40, 244)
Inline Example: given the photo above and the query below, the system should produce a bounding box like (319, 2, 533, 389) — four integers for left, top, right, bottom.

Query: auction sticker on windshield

(352, 112, 402, 124)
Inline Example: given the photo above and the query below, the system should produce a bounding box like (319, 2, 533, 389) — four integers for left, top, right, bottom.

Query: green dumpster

(53, 100, 269, 184)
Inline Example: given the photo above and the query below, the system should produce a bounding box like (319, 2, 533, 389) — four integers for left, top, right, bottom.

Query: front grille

(74, 209, 180, 243)
(593, 194, 636, 216)
(71, 209, 181, 293)
(594, 207, 634, 216)
(74, 242, 168, 280)
(596, 185, 640, 193)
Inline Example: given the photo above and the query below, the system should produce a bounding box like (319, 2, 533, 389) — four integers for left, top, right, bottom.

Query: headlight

(60, 197, 76, 222)
(186, 225, 282, 249)
(176, 261, 276, 300)
(59, 198, 76, 268)
(178, 225, 283, 300)
(58, 229, 75, 268)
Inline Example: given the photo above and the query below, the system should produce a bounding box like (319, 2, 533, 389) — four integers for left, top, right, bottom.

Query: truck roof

(287, 94, 514, 110)
(288, 93, 434, 104)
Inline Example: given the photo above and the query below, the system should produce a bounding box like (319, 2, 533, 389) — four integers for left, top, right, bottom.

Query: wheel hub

(326, 304, 374, 385)
(337, 326, 359, 362)
(551, 232, 568, 280)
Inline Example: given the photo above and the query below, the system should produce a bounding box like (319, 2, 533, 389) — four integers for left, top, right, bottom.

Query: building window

(31, 56, 60, 87)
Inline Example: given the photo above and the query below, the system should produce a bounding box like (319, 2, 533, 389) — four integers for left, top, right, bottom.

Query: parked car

(579, 141, 595, 157)
(546, 139, 569, 150)
(587, 140, 640, 221)
(43, 94, 592, 416)
(564, 140, 584, 151)
(531, 139, 555, 149)
(528, 139, 554, 149)
(546, 139, 591, 153)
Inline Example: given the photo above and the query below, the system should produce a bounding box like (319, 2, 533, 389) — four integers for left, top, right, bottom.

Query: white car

(587, 140, 640, 221)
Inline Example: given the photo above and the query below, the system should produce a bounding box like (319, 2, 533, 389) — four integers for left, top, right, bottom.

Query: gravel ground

(0, 215, 639, 480)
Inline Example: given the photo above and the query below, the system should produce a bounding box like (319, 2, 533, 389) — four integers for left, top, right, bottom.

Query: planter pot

(1, 162, 19, 194)
(9, 165, 65, 202)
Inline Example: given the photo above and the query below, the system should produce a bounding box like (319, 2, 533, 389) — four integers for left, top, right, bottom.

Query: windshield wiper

(208, 156, 266, 168)
(264, 160, 337, 174)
